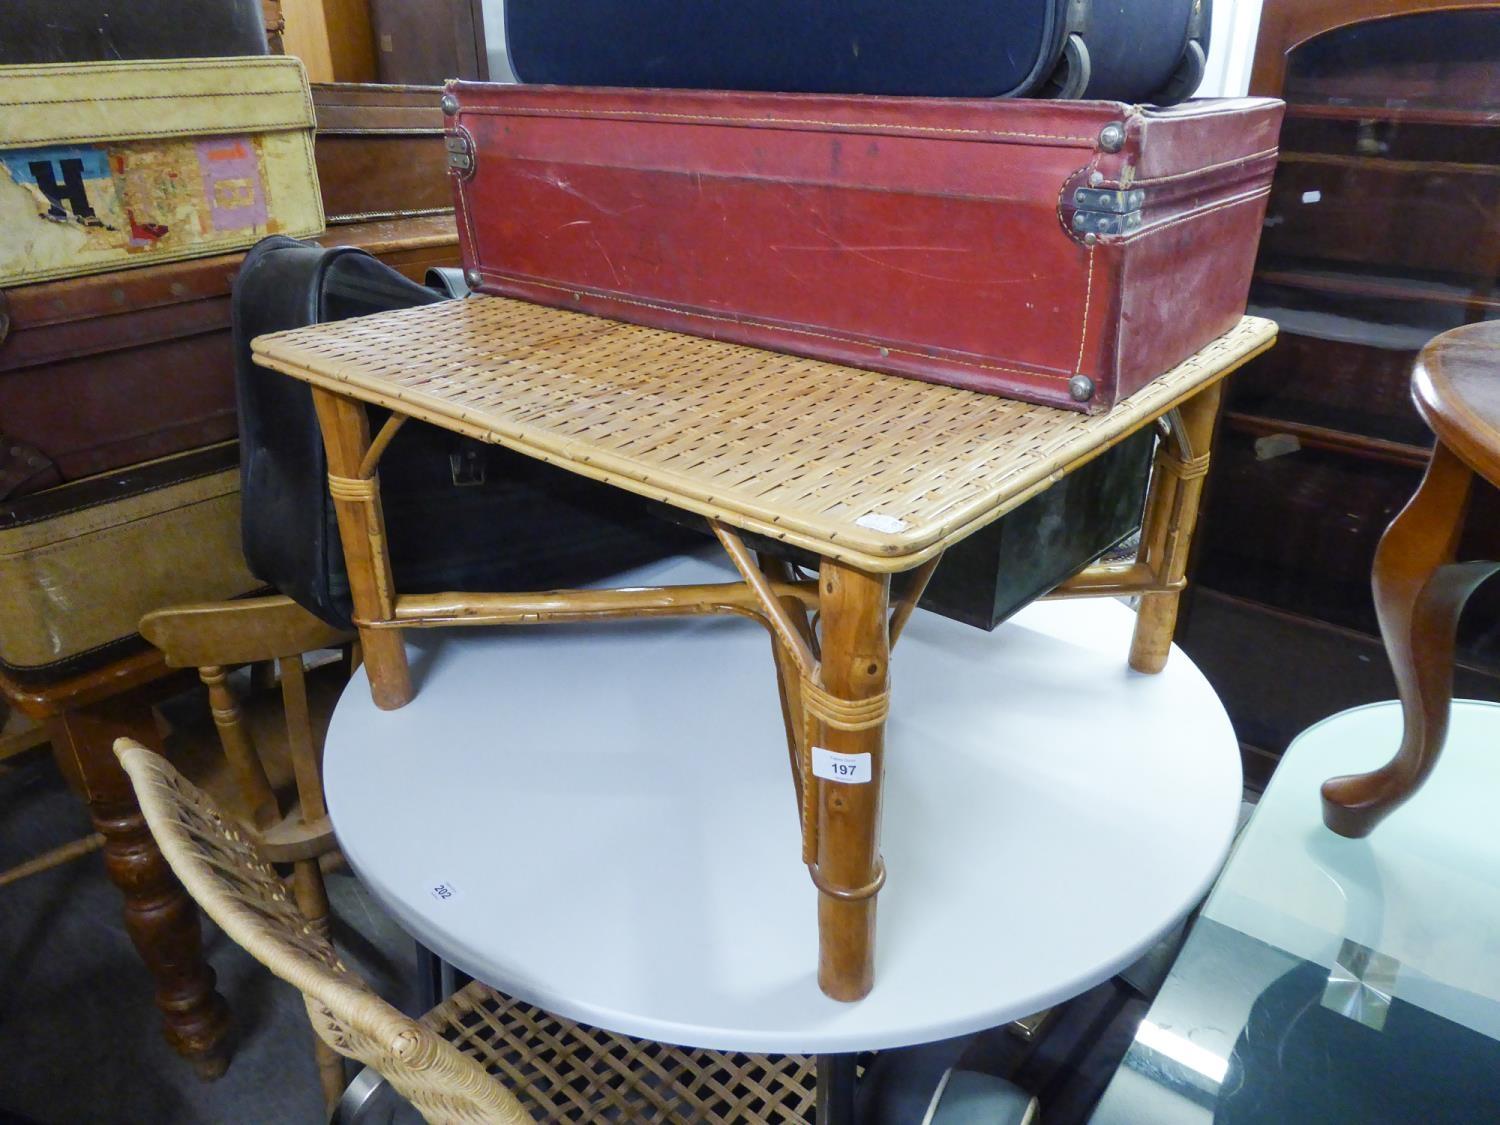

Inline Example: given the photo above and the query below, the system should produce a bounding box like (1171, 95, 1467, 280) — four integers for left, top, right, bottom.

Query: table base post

(815, 1052, 860, 1124)
(310, 388, 412, 710)
(815, 560, 891, 1002)
(1130, 379, 1225, 674)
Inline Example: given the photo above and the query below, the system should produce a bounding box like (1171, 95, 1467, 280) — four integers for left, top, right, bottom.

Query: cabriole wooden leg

(814, 560, 891, 1002)
(310, 388, 412, 710)
(1322, 443, 1500, 838)
(1130, 380, 1225, 673)
(48, 699, 233, 1079)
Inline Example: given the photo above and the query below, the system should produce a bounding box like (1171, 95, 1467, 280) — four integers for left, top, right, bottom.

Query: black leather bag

(233, 236, 696, 628)
(506, 0, 1209, 105)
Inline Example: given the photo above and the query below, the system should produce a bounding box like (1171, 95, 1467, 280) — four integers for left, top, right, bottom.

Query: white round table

(324, 552, 1242, 1055)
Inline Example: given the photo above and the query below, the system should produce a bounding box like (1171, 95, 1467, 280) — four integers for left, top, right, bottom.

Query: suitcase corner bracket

(1069, 187, 1144, 237)
(445, 130, 476, 177)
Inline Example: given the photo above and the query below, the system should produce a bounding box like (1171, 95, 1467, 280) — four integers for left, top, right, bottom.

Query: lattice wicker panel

(253, 299, 1275, 570)
(429, 983, 818, 1124)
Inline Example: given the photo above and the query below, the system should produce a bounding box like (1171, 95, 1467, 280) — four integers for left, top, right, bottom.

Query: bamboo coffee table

(252, 297, 1276, 1002)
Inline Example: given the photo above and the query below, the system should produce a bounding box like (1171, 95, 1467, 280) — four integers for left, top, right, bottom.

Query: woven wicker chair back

(113, 739, 533, 1125)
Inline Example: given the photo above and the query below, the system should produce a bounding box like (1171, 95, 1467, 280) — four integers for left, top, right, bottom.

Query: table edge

(253, 318, 1277, 573)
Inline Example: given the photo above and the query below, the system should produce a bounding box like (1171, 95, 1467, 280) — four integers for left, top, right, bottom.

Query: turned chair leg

(1322, 443, 1500, 837)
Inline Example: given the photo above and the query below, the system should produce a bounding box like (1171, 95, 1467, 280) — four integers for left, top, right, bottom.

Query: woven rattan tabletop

(253, 298, 1276, 572)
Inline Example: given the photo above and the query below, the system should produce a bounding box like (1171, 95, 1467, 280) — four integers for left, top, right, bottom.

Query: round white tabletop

(324, 552, 1242, 1054)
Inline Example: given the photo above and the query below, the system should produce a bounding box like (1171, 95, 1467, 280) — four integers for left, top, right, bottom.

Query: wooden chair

(113, 739, 820, 1123)
(139, 594, 355, 1105)
(1322, 322, 1500, 837)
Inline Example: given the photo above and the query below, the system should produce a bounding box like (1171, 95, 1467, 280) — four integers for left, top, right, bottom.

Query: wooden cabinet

(1181, 0, 1500, 770)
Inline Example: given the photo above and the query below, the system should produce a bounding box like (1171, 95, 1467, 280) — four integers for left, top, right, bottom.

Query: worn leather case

(0, 442, 263, 680)
(445, 86, 1282, 411)
(0, 217, 460, 496)
(312, 83, 454, 225)
(0, 56, 324, 286)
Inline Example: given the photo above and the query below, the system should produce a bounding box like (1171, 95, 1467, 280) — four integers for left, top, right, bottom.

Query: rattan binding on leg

(113, 739, 817, 1124)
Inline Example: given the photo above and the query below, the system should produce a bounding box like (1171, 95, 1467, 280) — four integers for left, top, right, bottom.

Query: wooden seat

(113, 740, 820, 1124)
(138, 595, 355, 1106)
(1322, 321, 1500, 837)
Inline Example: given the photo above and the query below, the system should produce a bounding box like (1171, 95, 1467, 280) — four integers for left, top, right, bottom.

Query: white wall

(480, 0, 516, 82)
(1200, 0, 1266, 96)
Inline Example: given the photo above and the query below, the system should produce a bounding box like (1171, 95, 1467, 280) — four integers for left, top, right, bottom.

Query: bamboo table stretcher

(252, 297, 1277, 1002)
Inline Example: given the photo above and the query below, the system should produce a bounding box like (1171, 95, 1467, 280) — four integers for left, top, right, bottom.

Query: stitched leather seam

(2, 492, 233, 554)
(471, 269, 1074, 383)
(1075, 244, 1095, 375)
(13, 90, 292, 107)
(14, 121, 312, 145)
(457, 179, 481, 261)
(0, 464, 233, 529)
(4, 636, 140, 671)
(1127, 187, 1271, 240)
(461, 104, 1096, 144)
(1127, 147, 1280, 187)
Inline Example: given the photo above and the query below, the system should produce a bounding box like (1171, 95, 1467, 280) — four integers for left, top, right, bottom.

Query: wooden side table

(1323, 322, 1500, 837)
(1, 651, 232, 1077)
(252, 296, 1277, 1002)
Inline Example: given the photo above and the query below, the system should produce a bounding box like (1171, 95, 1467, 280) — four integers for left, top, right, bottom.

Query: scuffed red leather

(447, 84, 1283, 411)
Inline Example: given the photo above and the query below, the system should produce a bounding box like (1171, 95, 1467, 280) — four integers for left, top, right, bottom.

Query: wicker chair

(113, 738, 819, 1123)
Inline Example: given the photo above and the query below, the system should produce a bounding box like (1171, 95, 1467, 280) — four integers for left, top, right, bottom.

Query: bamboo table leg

(48, 694, 233, 1079)
(1129, 379, 1226, 673)
(814, 560, 891, 1001)
(311, 388, 412, 710)
(1322, 443, 1500, 837)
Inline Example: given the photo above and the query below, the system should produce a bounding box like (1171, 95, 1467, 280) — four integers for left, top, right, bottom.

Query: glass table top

(1091, 700, 1500, 1124)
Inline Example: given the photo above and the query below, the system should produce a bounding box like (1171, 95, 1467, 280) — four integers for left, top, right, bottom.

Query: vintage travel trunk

(0, 216, 460, 493)
(445, 85, 1282, 411)
(0, 56, 323, 286)
(312, 83, 454, 224)
(0, 442, 263, 680)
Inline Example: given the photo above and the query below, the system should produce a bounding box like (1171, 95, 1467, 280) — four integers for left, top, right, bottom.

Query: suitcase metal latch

(1071, 187, 1145, 237)
(445, 132, 475, 176)
(449, 447, 487, 487)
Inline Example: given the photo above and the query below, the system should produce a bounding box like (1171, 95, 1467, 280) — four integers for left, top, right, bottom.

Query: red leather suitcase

(444, 85, 1282, 411)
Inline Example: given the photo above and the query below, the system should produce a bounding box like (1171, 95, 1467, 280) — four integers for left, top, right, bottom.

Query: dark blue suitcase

(505, 0, 1210, 105)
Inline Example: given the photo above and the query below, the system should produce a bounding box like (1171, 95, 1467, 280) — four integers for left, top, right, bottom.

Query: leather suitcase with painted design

(0, 56, 323, 287)
(444, 85, 1282, 411)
